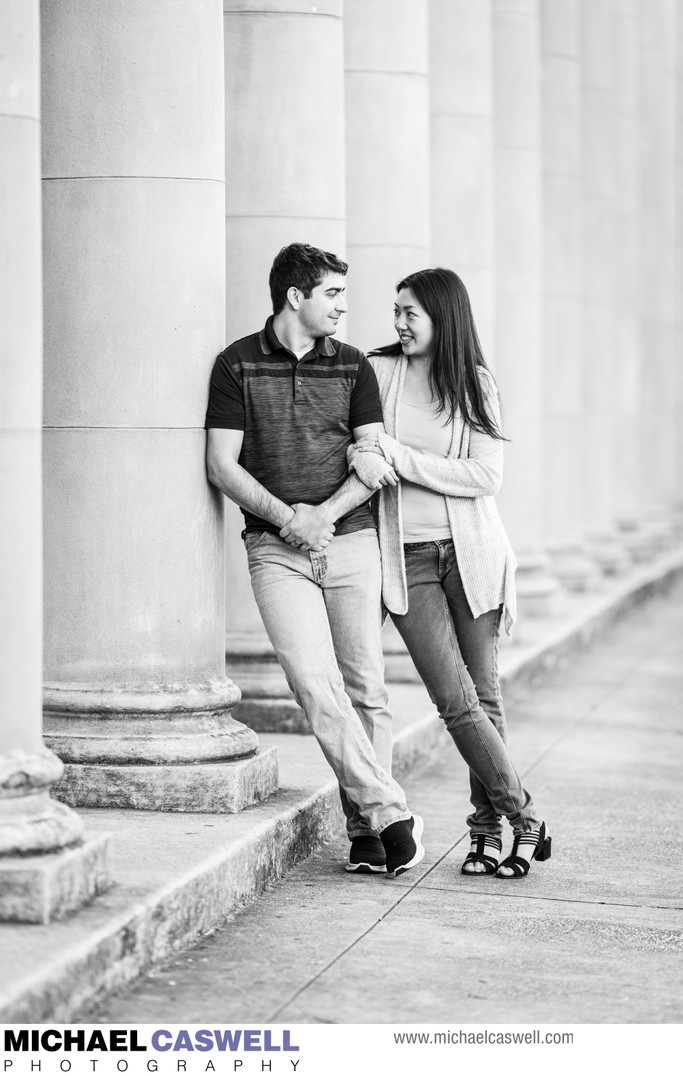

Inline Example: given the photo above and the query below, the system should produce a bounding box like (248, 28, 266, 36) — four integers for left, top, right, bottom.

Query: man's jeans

(246, 528, 410, 838)
(391, 539, 539, 835)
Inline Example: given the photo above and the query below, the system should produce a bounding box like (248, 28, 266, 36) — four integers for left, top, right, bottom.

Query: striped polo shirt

(205, 317, 383, 534)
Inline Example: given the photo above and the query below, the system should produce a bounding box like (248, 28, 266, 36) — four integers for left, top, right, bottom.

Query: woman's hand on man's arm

(348, 426, 399, 490)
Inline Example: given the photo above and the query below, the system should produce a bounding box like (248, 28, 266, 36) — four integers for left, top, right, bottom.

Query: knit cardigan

(352, 353, 517, 634)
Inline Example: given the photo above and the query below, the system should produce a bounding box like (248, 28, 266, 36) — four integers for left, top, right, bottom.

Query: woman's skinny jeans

(391, 539, 540, 836)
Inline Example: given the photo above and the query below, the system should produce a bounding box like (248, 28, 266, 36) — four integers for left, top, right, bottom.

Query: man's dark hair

(269, 243, 348, 314)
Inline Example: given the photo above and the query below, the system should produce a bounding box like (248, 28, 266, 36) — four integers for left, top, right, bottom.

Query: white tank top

(398, 397, 453, 542)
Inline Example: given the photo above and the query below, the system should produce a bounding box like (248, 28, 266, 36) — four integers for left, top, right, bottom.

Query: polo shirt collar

(259, 315, 335, 358)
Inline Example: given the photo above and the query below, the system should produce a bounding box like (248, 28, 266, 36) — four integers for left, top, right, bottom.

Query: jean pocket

(244, 530, 269, 553)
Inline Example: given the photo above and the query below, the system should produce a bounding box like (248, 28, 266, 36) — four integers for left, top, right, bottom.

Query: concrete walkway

(87, 574, 683, 1024)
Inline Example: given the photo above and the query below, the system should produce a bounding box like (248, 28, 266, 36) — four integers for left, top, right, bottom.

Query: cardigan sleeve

(378, 373, 504, 498)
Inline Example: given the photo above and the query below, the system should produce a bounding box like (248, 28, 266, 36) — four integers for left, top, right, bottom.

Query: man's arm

(279, 422, 398, 547)
(206, 428, 296, 530)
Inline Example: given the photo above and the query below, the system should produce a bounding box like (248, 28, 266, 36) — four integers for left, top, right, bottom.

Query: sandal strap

(514, 834, 541, 847)
(462, 834, 502, 874)
(473, 834, 502, 851)
(462, 850, 499, 870)
(496, 854, 531, 877)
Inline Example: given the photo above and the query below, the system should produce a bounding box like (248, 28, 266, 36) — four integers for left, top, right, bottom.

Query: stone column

(677, 4, 683, 520)
(540, 0, 599, 590)
(374, 0, 498, 681)
(579, 0, 629, 573)
(41, 0, 277, 809)
(492, 0, 560, 616)
(612, 0, 651, 557)
(638, 0, 679, 538)
(221, 1, 346, 731)
(223, 0, 346, 340)
(345, 0, 431, 351)
(0, 0, 110, 922)
(429, 0, 495, 358)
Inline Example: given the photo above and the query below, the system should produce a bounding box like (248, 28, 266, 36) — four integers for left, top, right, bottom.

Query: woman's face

(394, 288, 434, 360)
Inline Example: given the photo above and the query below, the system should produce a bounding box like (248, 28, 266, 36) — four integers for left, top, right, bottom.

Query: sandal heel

(535, 835, 552, 862)
(495, 822, 552, 878)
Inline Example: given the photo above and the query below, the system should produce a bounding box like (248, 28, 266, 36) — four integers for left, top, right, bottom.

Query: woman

(349, 268, 551, 878)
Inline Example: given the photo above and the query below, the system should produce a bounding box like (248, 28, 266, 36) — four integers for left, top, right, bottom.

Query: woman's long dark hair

(370, 267, 505, 440)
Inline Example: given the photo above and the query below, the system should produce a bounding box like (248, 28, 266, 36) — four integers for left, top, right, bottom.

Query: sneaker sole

(345, 861, 387, 874)
(386, 815, 425, 878)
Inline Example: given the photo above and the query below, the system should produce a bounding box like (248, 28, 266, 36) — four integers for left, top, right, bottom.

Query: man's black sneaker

(345, 834, 387, 873)
(381, 815, 425, 878)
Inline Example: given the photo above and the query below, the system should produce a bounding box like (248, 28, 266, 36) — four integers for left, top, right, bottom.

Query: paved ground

(88, 578, 683, 1025)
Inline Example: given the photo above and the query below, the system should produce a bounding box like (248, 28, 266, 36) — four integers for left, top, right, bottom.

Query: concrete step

(0, 547, 681, 1021)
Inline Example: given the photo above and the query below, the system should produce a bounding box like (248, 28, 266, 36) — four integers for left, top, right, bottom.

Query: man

(205, 243, 424, 877)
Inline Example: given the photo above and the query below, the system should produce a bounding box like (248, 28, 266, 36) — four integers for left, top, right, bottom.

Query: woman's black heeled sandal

(461, 834, 502, 875)
(495, 822, 552, 878)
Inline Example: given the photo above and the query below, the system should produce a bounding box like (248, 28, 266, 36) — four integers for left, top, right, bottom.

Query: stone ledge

(0, 547, 680, 1020)
(233, 697, 308, 734)
(0, 834, 111, 924)
(53, 746, 279, 812)
(499, 547, 683, 692)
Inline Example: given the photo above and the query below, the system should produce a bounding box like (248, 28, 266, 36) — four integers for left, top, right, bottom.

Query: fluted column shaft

(41, 0, 277, 809)
(345, 0, 431, 350)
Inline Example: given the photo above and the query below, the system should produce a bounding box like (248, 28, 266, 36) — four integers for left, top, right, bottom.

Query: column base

(670, 504, 683, 537)
(43, 678, 256, 764)
(547, 544, 602, 592)
(226, 635, 307, 733)
(52, 746, 279, 812)
(43, 679, 278, 811)
(0, 747, 112, 923)
(617, 515, 675, 561)
(0, 833, 111, 924)
(585, 529, 631, 574)
(0, 748, 84, 854)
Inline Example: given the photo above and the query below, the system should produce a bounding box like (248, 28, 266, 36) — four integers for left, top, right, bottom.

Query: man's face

(299, 272, 348, 337)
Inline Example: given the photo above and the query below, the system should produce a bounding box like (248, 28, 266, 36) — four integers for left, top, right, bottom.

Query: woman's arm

(378, 423, 503, 498)
(366, 374, 504, 497)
